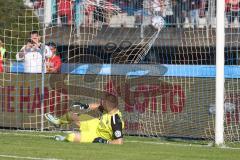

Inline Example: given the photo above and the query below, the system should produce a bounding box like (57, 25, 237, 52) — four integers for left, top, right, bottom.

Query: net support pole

(215, 0, 225, 146)
(40, 0, 50, 132)
(40, 43, 46, 132)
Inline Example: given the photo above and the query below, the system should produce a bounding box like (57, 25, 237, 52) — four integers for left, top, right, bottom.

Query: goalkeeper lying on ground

(45, 93, 124, 145)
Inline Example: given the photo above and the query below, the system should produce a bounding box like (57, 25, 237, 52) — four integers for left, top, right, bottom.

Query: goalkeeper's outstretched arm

(70, 101, 102, 112)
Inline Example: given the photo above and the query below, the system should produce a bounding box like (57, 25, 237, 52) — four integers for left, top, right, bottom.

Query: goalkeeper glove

(93, 137, 109, 144)
(70, 102, 90, 112)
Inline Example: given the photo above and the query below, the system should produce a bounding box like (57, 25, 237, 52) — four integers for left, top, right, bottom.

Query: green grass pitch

(0, 131, 240, 160)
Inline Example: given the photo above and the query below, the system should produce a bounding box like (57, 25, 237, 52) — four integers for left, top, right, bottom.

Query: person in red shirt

(46, 42, 62, 73)
(0, 40, 6, 73)
(33, 0, 44, 9)
(58, 0, 73, 25)
(225, 0, 240, 27)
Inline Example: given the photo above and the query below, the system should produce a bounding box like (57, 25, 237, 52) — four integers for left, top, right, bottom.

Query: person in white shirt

(16, 31, 52, 73)
(149, 0, 164, 16)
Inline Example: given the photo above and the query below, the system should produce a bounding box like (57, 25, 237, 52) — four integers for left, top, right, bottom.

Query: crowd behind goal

(24, 0, 240, 28)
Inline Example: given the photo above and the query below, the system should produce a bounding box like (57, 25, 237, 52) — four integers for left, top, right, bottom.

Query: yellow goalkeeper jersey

(96, 110, 124, 141)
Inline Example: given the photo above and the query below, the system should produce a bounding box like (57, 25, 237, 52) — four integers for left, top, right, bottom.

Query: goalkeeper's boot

(44, 113, 61, 128)
(54, 135, 66, 141)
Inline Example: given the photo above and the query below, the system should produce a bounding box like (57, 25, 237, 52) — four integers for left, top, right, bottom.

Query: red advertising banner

(0, 74, 239, 140)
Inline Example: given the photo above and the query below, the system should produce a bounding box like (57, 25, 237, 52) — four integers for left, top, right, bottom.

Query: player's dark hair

(47, 41, 57, 48)
(30, 30, 39, 35)
(103, 93, 118, 108)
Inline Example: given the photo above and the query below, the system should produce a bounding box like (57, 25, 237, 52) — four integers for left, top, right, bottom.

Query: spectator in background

(16, 31, 52, 73)
(86, 0, 96, 26)
(33, 0, 44, 10)
(225, 0, 240, 28)
(46, 42, 62, 73)
(189, 0, 200, 28)
(16, 39, 33, 61)
(150, 0, 164, 16)
(33, 0, 44, 22)
(58, 0, 73, 25)
(0, 40, 6, 73)
(199, 0, 206, 18)
(51, 0, 58, 24)
(178, 0, 190, 26)
(74, 0, 85, 27)
(148, 0, 174, 27)
(172, 0, 178, 26)
(163, 0, 174, 27)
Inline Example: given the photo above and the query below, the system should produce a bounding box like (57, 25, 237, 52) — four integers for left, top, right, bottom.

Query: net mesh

(0, 0, 239, 144)
(223, 0, 240, 142)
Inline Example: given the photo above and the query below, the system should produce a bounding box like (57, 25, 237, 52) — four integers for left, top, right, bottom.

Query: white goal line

(0, 131, 239, 150)
(125, 140, 240, 150)
(0, 155, 62, 160)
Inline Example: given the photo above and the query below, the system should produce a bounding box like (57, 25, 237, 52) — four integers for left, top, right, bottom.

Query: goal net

(222, 0, 240, 142)
(0, 0, 239, 145)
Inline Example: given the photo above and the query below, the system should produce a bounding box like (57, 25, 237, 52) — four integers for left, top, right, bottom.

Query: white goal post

(215, 0, 225, 146)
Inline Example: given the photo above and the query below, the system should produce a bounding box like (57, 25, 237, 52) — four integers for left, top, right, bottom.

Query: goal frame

(215, 0, 225, 146)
